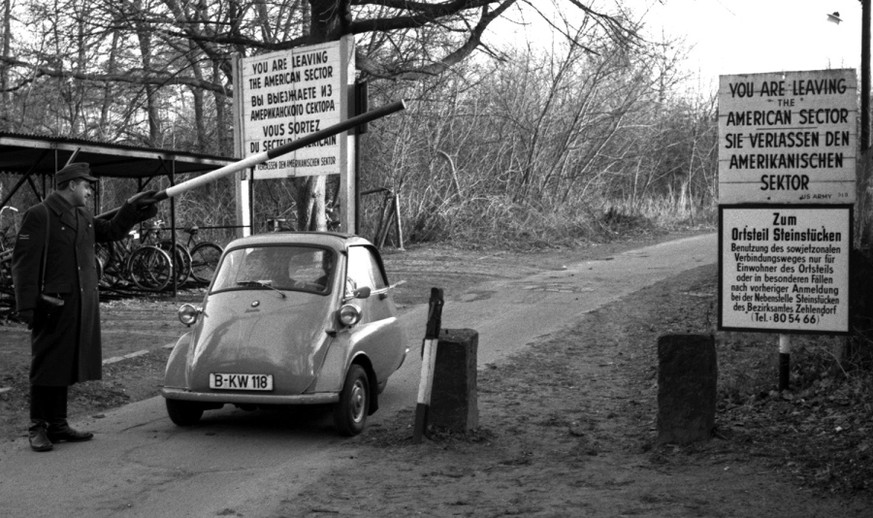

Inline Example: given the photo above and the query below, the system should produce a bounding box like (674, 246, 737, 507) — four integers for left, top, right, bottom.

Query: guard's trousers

(29, 385, 68, 429)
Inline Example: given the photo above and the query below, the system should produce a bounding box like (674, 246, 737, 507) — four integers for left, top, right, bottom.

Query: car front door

(345, 245, 403, 377)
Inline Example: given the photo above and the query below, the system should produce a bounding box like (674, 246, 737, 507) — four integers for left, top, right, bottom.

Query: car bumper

(161, 387, 340, 405)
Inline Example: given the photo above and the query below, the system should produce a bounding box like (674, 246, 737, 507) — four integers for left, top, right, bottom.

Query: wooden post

(413, 288, 444, 443)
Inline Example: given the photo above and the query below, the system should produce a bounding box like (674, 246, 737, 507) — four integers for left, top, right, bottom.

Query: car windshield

(211, 245, 335, 295)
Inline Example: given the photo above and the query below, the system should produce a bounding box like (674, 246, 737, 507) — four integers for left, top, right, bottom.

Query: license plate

(209, 373, 273, 391)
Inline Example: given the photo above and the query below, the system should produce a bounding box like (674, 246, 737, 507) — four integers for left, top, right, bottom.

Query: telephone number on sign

(750, 312, 818, 325)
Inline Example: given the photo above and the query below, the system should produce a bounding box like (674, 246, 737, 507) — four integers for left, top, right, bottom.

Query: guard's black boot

(28, 421, 53, 452)
(47, 421, 94, 443)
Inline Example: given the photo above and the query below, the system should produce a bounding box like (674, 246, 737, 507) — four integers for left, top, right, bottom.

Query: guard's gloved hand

(17, 309, 34, 328)
(125, 190, 159, 222)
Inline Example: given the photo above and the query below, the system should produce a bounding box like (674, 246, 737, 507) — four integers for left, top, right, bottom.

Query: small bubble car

(161, 232, 408, 435)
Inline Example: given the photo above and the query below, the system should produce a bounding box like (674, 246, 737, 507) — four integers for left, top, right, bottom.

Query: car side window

(346, 246, 387, 293)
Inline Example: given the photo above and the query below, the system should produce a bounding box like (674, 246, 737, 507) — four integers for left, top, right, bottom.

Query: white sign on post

(718, 69, 856, 204)
(717, 69, 855, 336)
(240, 38, 353, 179)
(719, 206, 850, 334)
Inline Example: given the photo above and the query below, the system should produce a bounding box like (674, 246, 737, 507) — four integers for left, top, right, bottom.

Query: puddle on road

(519, 283, 595, 294)
(459, 290, 497, 302)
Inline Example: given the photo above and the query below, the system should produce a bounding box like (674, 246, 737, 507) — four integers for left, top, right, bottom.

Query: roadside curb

(102, 343, 175, 365)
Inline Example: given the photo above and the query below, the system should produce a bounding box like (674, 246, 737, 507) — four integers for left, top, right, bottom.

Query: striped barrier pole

(98, 100, 407, 218)
(413, 287, 444, 443)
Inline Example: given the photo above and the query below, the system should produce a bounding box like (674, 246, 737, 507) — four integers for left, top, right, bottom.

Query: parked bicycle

(96, 228, 173, 292)
(0, 206, 20, 297)
(131, 220, 223, 286)
(181, 225, 223, 284)
(140, 219, 192, 286)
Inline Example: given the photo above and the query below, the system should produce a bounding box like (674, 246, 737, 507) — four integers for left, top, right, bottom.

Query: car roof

(224, 231, 374, 252)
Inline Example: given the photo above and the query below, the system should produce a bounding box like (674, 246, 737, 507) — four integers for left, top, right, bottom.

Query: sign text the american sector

(717, 70, 856, 204)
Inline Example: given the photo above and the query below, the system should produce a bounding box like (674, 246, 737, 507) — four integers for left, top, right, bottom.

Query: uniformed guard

(12, 163, 157, 452)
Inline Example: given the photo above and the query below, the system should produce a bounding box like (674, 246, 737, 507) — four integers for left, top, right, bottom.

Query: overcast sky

(644, 0, 861, 86)
(485, 0, 865, 94)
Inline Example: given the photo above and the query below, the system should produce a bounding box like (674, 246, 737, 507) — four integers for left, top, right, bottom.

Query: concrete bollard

(429, 328, 479, 432)
(657, 334, 717, 445)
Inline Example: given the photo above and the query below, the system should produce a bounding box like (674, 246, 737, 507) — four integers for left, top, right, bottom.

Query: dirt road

(1, 232, 870, 517)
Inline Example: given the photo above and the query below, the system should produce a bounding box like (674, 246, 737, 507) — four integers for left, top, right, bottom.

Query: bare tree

(0, 0, 11, 131)
(0, 0, 645, 231)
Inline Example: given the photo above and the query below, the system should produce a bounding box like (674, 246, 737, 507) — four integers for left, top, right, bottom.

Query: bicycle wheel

(190, 242, 223, 284)
(0, 249, 12, 294)
(159, 240, 193, 286)
(96, 242, 121, 288)
(127, 246, 172, 291)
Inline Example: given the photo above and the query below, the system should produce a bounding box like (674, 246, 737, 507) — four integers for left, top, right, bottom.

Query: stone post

(657, 334, 717, 444)
(429, 328, 479, 431)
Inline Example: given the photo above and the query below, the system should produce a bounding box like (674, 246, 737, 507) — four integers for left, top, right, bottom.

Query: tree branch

(0, 56, 231, 96)
(396, 1, 514, 80)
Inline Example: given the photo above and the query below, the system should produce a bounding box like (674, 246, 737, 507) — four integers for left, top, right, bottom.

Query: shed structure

(0, 132, 240, 296)
(0, 131, 236, 207)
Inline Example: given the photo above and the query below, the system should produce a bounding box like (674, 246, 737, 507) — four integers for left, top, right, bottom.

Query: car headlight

(178, 304, 201, 326)
(338, 303, 362, 326)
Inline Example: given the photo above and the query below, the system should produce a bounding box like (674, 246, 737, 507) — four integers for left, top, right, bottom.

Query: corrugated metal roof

(0, 131, 236, 179)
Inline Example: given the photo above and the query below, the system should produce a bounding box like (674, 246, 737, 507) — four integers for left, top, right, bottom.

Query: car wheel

(166, 399, 204, 426)
(333, 364, 369, 436)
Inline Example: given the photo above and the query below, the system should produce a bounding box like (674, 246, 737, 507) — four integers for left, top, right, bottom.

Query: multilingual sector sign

(718, 69, 856, 204)
(719, 205, 850, 334)
(240, 38, 353, 179)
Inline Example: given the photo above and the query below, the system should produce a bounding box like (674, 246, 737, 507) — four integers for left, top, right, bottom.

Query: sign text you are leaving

(717, 70, 856, 204)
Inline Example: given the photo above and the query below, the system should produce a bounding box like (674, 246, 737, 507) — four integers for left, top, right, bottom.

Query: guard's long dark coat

(12, 193, 138, 386)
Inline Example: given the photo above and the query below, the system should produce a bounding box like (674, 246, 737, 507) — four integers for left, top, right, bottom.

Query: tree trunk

(1, 0, 10, 131)
(292, 0, 350, 231)
(99, 31, 121, 141)
(134, 17, 160, 145)
(212, 60, 232, 155)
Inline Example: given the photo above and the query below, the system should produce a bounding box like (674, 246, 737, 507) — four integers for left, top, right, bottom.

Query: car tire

(333, 364, 369, 436)
(166, 399, 204, 426)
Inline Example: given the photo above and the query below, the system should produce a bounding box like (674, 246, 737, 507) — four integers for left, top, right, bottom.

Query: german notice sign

(240, 37, 353, 179)
(718, 69, 856, 204)
(719, 205, 850, 333)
